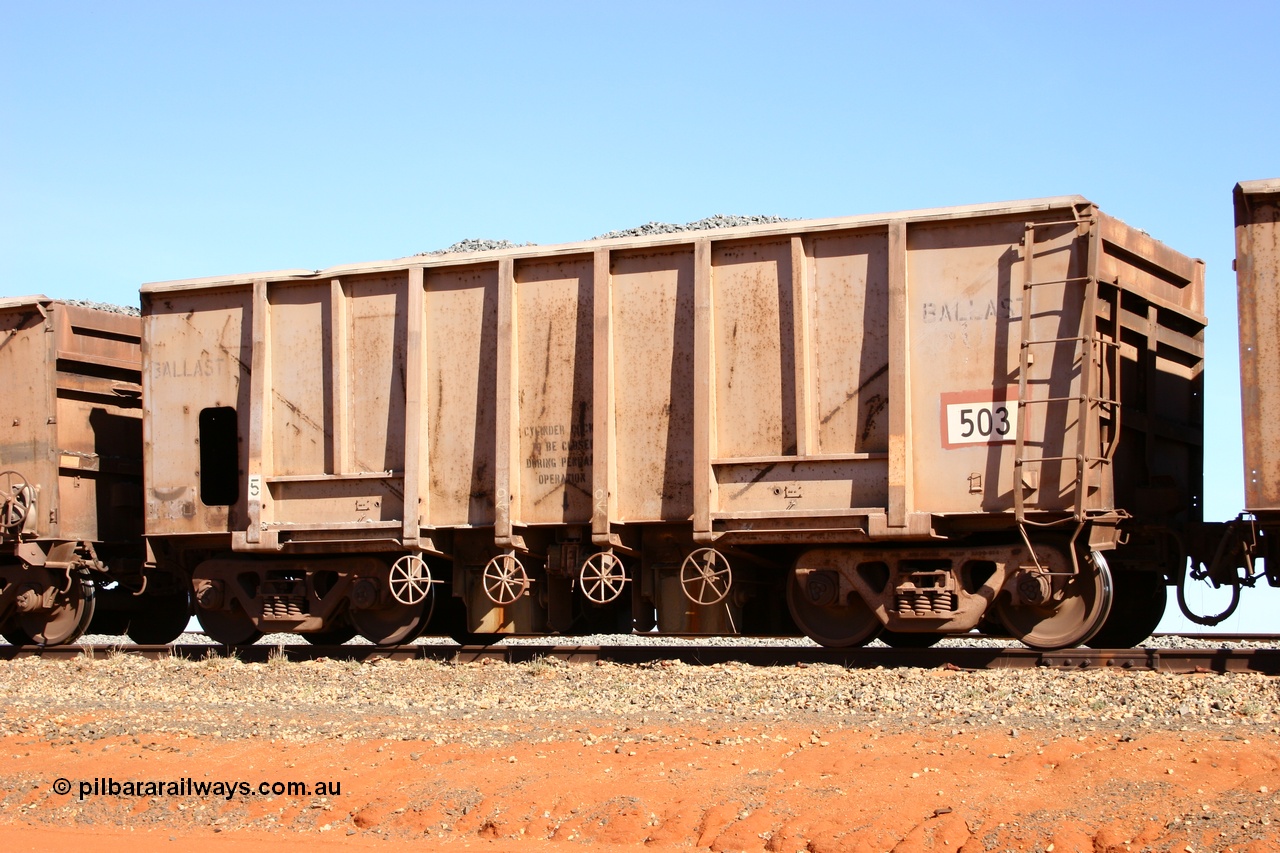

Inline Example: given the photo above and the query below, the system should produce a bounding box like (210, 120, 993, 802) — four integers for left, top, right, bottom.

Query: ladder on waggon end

(1013, 216, 1121, 529)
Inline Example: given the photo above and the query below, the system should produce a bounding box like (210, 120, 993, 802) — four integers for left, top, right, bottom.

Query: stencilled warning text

(523, 422, 592, 486)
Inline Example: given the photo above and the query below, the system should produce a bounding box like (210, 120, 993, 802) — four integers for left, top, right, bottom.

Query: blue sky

(3, 2, 1277, 631)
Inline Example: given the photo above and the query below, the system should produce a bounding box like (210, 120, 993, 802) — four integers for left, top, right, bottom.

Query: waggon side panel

(425, 264, 498, 528)
(346, 275, 408, 480)
(1236, 179, 1280, 513)
(261, 275, 410, 527)
(609, 248, 695, 523)
(906, 215, 1085, 515)
(143, 287, 251, 536)
(711, 238, 795, 460)
(808, 230, 890, 457)
(513, 255, 595, 527)
(707, 229, 895, 519)
(267, 282, 328, 479)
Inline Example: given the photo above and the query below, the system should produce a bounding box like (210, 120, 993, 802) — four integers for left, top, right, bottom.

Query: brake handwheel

(389, 555, 434, 606)
(679, 548, 732, 606)
(0, 470, 30, 531)
(579, 551, 628, 604)
(482, 553, 529, 606)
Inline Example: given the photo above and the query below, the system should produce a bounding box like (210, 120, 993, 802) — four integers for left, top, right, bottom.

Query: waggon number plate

(940, 390, 1018, 449)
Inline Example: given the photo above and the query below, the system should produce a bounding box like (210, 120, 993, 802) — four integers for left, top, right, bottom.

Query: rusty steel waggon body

(0, 299, 187, 646)
(138, 195, 1208, 650)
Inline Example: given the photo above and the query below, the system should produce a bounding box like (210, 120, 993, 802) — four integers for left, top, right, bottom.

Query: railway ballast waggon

(7, 184, 1278, 650)
(138, 194, 1211, 650)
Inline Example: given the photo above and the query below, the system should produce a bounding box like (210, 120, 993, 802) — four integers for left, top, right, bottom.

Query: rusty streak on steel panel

(403, 267, 425, 546)
(693, 239, 714, 540)
(246, 279, 270, 544)
(887, 221, 910, 527)
(592, 248, 613, 543)
(495, 258, 518, 546)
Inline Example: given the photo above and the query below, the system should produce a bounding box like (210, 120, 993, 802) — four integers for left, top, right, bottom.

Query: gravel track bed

(74, 631, 1280, 649)
(4, 644, 1278, 747)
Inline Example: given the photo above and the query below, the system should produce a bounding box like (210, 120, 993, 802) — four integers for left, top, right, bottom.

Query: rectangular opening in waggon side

(199, 406, 239, 506)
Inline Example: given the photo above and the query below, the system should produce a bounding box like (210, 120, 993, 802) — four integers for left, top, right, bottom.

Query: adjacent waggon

(0, 298, 186, 646)
(139, 194, 1208, 649)
(1178, 179, 1280, 624)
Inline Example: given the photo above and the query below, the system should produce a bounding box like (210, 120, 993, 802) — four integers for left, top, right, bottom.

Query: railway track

(2, 642, 1277, 674)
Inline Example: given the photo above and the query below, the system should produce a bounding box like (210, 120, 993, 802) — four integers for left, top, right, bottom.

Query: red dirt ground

(1, 716, 1278, 852)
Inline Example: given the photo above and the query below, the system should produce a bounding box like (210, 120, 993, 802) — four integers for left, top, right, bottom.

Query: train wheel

(996, 549, 1113, 651)
(880, 630, 944, 649)
(13, 575, 95, 646)
(87, 608, 131, 637)
(350, 601, 429, 646)
(786, 569, 880, 648)
(126, 591, 192, 645)
(451, 632, 504, 645)
(197, 603, 263, 646)
(1085, 571, 1167, 649)
(303, 616, 358, 646)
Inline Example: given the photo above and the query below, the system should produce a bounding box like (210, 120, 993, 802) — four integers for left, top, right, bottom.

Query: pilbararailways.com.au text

(52, 777, 343, 801)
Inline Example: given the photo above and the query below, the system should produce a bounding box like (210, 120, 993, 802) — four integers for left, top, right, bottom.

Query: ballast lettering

(921, 297, 1020, 324)
(152, 357, 229, 380)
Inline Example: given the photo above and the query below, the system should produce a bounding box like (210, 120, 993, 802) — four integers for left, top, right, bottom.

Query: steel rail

(1, 643, 1277, 674)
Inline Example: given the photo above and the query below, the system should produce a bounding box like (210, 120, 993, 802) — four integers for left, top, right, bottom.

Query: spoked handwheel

(995, 548, 1114, 650)
(389, 555, 435, 606)
(0, 470, 31, 531)
(197, 602, 263, 646)
(786, 567, 881, 648)
(579, 552, 628, 604)
(11, 574, 95, 646)
(482, 553, 529, 606)
(679, 548, 732, 606)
